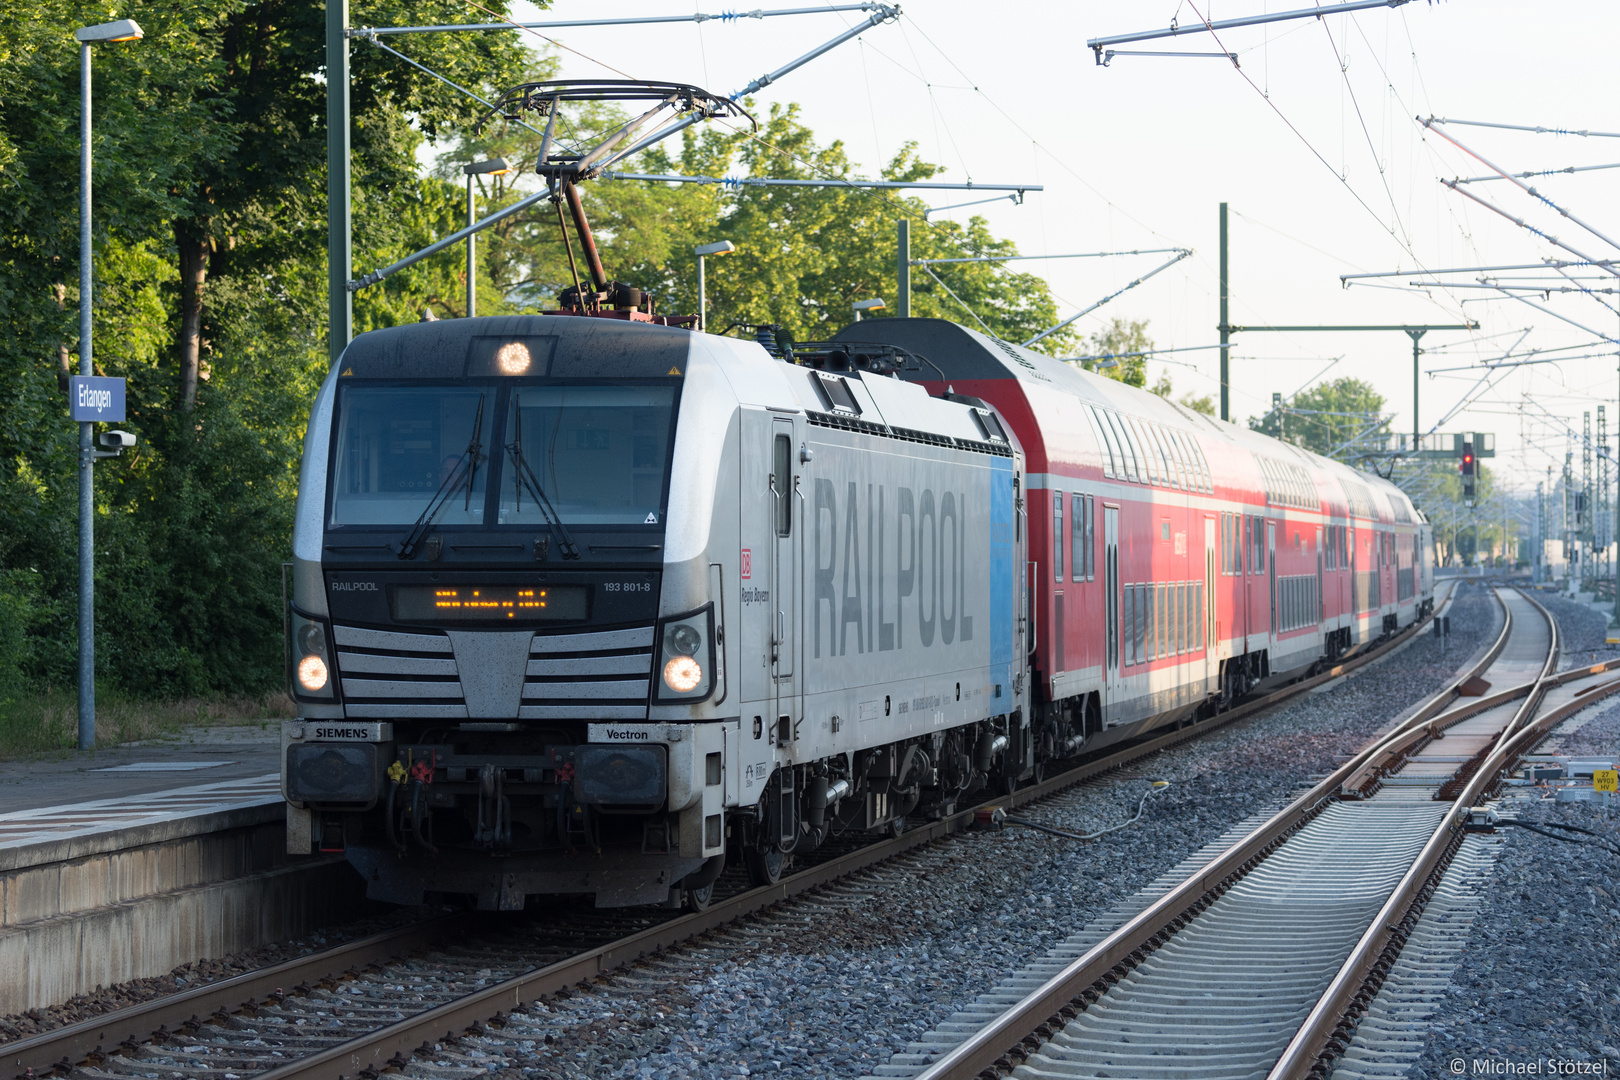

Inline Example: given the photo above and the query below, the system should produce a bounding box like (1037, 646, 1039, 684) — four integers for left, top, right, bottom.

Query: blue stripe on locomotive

(989, 455, 1017, 680)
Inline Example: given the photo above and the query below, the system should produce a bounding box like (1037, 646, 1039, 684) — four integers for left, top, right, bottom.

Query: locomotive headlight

(298, 654, 330, 692)
(666, 623, 702, 657)
(288, 609, 337, 701)
(655, 605, 714, 701)
(662, 655, 703, 693)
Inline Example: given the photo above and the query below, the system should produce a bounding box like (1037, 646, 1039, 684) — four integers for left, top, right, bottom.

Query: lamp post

(462, 158, 510, 318)
(693, 240, 735, 332)
(852, 297, 885, 322)
(74, 18, 143, 752)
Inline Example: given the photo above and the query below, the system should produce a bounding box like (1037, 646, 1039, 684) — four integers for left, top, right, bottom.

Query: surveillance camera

(99, 430, 137, 449)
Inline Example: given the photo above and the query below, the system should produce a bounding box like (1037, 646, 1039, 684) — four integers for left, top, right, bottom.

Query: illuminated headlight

(655, 605, 714, 701)
(297, 654, 329, 692)
(662, 655, 703, 693)
(288, 609, 337, 701)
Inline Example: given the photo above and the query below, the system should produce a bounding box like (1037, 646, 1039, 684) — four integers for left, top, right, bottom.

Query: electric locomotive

(282, 314, 1029, 910)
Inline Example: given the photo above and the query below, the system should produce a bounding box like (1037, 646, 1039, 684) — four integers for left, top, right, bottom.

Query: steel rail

(3, 917, 460, 1078)
(909, 585, 1505, 1080)
(4, 586, 1455, 1080)
(1271, 587, 1561, 1078)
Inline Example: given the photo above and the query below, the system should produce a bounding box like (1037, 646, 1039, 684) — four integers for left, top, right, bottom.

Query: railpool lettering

(814, 480, 975, 659)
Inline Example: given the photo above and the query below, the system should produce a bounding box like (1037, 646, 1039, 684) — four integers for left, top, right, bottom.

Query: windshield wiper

(393, 394, 485, 560)
(507, 393, 581, 560)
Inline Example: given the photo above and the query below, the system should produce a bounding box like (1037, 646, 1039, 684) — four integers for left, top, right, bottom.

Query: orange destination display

(391, 584, 588, 623)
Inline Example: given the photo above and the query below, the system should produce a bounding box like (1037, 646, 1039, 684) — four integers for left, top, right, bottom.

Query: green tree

(1177, 390, 1216, 415)
(1251, 377, 1388, 458)
(0, 0, 529, 702)
(1077, 316, 1150, 387)
(443, 98, 1077, 350)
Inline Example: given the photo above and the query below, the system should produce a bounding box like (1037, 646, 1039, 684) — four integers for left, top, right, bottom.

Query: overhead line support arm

(1087, 0, 1413, 66)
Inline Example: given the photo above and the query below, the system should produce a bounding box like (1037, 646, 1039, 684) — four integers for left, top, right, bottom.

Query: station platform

(0, 723, 281, 815)
(0, 724, 370, 1016)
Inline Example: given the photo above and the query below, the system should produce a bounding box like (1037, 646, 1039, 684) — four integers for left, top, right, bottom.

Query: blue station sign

(68, 375, 126, 422)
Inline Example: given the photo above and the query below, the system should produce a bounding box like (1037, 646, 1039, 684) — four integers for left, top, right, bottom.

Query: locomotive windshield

(327, 382, 676, 528)
(328, 386, 490, 526)
(500, 386, 674, 526)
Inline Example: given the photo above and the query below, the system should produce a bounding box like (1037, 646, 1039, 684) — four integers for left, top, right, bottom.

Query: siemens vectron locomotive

(282, 313, 1431, 911)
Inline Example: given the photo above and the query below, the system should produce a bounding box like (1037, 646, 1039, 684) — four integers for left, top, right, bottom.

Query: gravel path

(458, 588, 1493, 1080)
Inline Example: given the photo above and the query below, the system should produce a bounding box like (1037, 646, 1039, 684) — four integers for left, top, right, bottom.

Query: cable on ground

(1001, 781, 1171, 843)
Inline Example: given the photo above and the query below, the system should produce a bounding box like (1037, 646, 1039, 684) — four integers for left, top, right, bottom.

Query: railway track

(889, 585, 1620, 1080)
(4, 584, 1463, 1080)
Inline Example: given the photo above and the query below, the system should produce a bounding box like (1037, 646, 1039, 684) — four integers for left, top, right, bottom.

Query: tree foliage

(0, 0, 525, 703)
(0, 20, 1063, 706)
(1252, 377, 1389, 458)
(442, 98, 1077, 350)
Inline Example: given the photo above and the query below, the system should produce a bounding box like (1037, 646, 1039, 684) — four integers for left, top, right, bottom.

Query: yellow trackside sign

(1594, 769, 1618, 793)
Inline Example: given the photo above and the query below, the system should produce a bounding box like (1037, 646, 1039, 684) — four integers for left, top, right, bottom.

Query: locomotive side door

(769, 419, 799, 723)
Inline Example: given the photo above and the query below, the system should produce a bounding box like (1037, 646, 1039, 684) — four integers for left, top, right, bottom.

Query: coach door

(1267, 521, 1277, 641)
(1204, 516, 1216, 687)
(1108, 505, 1121, 718)
(1316, 526, 1325, 625)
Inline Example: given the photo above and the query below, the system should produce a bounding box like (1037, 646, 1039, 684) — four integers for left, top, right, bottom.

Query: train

(281, 310, 1433, 912)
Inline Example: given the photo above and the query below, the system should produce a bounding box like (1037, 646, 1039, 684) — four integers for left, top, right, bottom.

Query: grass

(0, 687, 296, 761)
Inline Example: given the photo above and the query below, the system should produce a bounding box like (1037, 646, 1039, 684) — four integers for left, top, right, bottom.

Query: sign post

(68, 374, 126, 750)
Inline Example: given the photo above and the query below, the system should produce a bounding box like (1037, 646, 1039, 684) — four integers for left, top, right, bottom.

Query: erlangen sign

(68, 375, 126, 422)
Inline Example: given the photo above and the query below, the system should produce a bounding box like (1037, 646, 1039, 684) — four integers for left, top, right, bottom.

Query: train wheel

(685, 882, 714, 912)
(743, 846, 784, 887)
(888, 816, 907, 839)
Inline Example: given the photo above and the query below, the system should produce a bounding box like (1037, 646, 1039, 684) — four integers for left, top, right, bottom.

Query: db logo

(740, 549, 752, 579)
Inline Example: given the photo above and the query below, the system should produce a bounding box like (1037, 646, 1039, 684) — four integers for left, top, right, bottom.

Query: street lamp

(694, 240, 735, 332)
(74, 17, 143, 752)
(852, 297, 885, 321)
(462, 157, 510, 318)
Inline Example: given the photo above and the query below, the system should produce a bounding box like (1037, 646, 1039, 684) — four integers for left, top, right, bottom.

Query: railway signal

(1461, 440, 1476, 502)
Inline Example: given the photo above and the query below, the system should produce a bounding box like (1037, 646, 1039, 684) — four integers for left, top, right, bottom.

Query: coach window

(1054, 493, 1065, 583)
(1169, 429, 1192, 491)
(1130, 422, 1152, 486)
(1131, 418, 1160, 485)
(1070, 494, 1084, 581)
(1151, 425, 1177, 489)
(1135, 584, 1148, 662)
(1176, 431, 1196, 492)
(773, 434, 792, 536)
(1143, 425, 1166, 487)
(1195, 582, 1204, 649)
(1086, 496, 1096, 579)
(1100, 411, 1131, 482)
(1111, 412, 1141, 483)
(1094, 408, 1123, 479)
(1084, 406, 1116, 479)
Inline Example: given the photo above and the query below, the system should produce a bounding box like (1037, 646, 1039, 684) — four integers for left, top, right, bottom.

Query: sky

(417, 0, 1620, 497)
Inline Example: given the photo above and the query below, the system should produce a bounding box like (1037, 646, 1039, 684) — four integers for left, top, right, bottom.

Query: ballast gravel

(1402, 794, 1620, 1077)
(1536, 589, 1614, 673)
(0, 580, 1508, 1079)
(455, 583, 1498, 1080)
(1355, 585, 1620, 1079)
(0, 905, 434, 1044)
